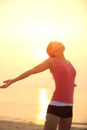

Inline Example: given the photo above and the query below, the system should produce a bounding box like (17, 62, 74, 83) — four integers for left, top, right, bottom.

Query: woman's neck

(56, 54, 66, 61)
(56, 55, 70, 63)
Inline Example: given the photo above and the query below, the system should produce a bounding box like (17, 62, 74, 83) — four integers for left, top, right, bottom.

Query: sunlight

(20, 19, 80, 62)
(33, 45, 48, 61)
(37, 88, 48, 124)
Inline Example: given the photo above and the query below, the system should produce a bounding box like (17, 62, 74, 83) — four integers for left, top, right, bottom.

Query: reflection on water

(0, 87, 87, 125)
(37, 88, 49, 124)
(0, 87, 50, 125)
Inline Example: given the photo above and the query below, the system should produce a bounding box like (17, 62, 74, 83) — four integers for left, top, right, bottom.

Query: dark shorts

(47, 105, 73, 118)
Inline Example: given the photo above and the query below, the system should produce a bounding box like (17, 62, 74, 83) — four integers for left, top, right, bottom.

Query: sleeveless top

(50, 58, 76, 104)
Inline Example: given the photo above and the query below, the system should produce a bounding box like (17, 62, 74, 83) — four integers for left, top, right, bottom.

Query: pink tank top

(50, 58, 76, 103)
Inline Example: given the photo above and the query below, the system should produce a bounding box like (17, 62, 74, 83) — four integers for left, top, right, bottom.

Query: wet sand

(0, 120, 86, 130)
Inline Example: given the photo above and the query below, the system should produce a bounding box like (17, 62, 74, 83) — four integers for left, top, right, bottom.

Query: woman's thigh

(59, 117, 72, 130)
(43, 113, 60, 130)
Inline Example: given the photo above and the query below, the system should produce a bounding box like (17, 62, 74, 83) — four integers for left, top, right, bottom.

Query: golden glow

(0, 0, 87, 125)
(33, 45, 48, 61)
(37, 88, 48, 124)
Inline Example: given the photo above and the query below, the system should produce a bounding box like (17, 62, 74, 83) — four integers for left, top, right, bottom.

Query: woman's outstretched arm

(0, 58, 53, 88)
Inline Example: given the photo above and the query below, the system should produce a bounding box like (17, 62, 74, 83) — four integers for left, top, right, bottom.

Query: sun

(28, 44, 48, 62)
(36, 46, 48, 61)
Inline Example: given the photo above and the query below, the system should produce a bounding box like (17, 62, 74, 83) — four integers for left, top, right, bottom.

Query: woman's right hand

(0, 79, 13, 88)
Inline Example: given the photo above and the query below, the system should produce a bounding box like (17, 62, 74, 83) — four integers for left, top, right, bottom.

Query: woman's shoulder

(46, 57, 56, 63)
(46, 57, 57, 69)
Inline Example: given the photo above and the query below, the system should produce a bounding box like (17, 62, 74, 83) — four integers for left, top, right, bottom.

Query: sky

(0, 0, 87, 123)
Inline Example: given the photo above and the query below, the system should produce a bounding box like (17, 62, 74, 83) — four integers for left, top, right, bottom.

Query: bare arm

(12, 58, 51, 83)
(0, 58, 53, 88)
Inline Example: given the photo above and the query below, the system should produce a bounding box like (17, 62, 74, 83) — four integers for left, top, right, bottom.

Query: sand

(0, 120, 86, 130)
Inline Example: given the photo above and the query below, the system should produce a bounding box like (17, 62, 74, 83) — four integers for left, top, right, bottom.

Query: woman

(0, 41, 76, 130)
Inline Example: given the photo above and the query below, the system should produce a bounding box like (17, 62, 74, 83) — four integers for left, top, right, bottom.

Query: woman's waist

(50, 100, 73, 106)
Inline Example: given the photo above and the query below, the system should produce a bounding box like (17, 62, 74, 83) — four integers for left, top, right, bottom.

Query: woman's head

(46, 41, 65, 57)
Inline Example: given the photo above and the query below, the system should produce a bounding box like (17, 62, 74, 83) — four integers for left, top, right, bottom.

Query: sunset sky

(0, 0, 87, 123)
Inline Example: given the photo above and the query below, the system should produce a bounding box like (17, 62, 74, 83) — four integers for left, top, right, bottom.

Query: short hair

(46, 41, 65, 57)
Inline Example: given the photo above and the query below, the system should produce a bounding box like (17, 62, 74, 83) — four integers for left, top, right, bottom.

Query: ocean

(0, 87, 87, 125)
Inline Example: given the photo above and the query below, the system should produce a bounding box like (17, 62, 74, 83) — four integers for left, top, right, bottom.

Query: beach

(0, 120, 86, 130)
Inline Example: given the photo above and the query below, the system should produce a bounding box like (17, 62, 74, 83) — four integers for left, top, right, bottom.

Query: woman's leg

(43, 113, 60, 130)
(59, 117, 72, 130)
